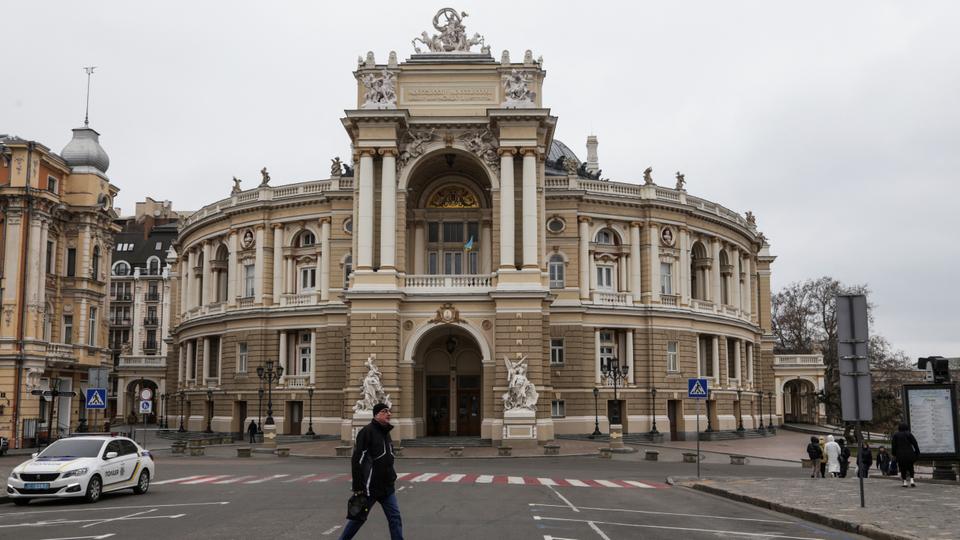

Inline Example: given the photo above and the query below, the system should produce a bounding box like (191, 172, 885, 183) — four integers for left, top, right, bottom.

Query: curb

(687, 482, 919, 540)
(636, 443, 801, 465)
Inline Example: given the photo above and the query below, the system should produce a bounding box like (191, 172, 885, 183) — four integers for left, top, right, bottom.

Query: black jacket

(351, 420, 397, 499)
(891, 430, 920, 463)
(806, 442, 823, 460)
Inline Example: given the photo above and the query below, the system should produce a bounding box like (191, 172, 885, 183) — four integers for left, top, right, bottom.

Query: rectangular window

(549, 260, 564, 289)
(660, 262, 673, 295)
(699, 336, 714, 377)
(551, 399, 566, 418)
(727, 338, 738, 380)
(155, 241, 163, 251)
(237, 342, 249, 373)
(209, 338, 220, 379)
(66, 248, 77, 277)
(427, 222, 439, 243)
(47, 176, 58, 194)
(467, 251, 478, 274)
(63, 316, 73, 345)
(466, 222, 479, 244)
(427, 252, 438, 275)
(244, 264, 255, 297)
(550, 338, 565, 365)
(599, 331, 616, 373)
(300, 267, 316, 291)
(442, 222, 464, 243)
(299, 345, 311, 374)
(87, 307, 97, 347)
(443, 252, 463, 275)
(596, 265, 613, 290)
(46, 241, 54, 274)
(667, 341, 679, 372)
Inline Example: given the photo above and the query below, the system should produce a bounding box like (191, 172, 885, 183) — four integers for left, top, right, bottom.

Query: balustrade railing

(591, 291, 632, 306)
(284, 375, 310, 388)
(659, 294, 678, 306)
(774, 355, 825, 366)
(403, 274, 493, 289)
(280, 292, 318, 306)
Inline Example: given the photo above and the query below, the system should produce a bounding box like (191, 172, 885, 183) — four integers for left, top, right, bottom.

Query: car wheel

(12, 498, 30, 506)
(133, 470, 150, 494)
(85, 475, 103, 503)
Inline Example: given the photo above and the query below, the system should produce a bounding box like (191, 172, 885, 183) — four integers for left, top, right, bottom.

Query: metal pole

(696, 398, 701, 479)
(856, 421, 865, 508)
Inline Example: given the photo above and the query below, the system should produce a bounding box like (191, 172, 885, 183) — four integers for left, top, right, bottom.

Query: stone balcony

(590, 291, 633, 306)
(774, 354, 825, 367)
(282, 374, 310, 388)
(118, 356, 167, 369)
(45, 343, 77, 362)
(402, 273, 494, 292)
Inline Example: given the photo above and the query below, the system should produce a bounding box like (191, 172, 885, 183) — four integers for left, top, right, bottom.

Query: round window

(546, 217, 565, 233)
(343, 218, 353, 234)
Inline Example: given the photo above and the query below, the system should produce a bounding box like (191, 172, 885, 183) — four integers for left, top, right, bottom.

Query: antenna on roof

(82, 66, 97, 127)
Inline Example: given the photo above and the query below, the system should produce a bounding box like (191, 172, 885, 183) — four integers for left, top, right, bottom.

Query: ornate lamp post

(767, 390, 774, 429)
(649, 387, 659, 435)
(736, 387, 745, 432)
(600, 360, 629, 449)
(178, 391, 186, 432)
(705, 391, 714, 433)
(159, 393, 167, 429)
(589, 387, 601, 439)
(256, 360, 283, 426)
(306, 387, 315, 437)
(204, 389, 214, 433)
(757, 390, 765, 432)
(257, 388, 264, 434)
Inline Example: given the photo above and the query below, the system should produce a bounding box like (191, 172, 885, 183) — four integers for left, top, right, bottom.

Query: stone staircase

(399, 436, 493, 448)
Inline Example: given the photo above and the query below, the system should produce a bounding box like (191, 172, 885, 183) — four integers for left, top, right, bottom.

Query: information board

(902, 384, 959, 459)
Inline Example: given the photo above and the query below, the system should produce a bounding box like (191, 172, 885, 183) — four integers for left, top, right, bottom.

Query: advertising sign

(902, 384, 959, 459)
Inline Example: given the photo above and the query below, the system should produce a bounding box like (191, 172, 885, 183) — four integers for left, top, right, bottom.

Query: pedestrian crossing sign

(86, 388, 107, 409)
(688, 378, 709, 399)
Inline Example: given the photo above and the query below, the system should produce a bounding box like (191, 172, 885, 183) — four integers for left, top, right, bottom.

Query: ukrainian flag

(464, 236, 475, 252)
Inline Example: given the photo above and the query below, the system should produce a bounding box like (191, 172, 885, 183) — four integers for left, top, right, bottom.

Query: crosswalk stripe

(622, 480, 653, 488)
(152, 475, 201, 485)
(244, 474, 289, 484)
(213, 475, 256, 484)
(284, 474, 318, 483)
(442, 474, 465, 483)
(309, 473, 341, 483)
(395, 473, 415, 481)
(475, 475, 494, 483)
(565, 479, 589, 487)
(182, 475, 231, 485)
(537, 477, 557, 486)
(410, 473, 438, 482)
(508, 476, 525, 485)
(594, 479, 621, 488)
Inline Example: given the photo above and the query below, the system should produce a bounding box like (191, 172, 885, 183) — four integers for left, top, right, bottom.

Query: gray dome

(547, 140, 581, 166)
(61, 127, 110, 174)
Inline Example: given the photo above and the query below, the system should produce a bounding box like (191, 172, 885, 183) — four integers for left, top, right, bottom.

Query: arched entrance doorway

(783, 378, 818, 424)
(412, 325, 484, 437)
(124, 378, 159, 424)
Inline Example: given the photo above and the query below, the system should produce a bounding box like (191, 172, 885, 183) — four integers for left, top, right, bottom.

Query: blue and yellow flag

(464, 236, 475, 252)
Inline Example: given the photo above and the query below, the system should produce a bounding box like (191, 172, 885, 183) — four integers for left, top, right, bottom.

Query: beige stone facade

(169, 18, 778, 443)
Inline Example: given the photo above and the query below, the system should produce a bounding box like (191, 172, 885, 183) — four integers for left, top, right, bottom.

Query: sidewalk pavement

(644, 429, 810, 463)
(684, 476, 960, 540)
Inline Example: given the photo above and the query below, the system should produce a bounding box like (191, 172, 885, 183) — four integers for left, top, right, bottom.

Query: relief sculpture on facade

(360, 69, 398, 110)
(501, 69, 536, 108)
(459, 129, 499, 172)
(353, 355, 392, 413)
(398, 129, 435, 170)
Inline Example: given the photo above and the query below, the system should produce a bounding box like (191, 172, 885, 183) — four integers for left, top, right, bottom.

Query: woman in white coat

(825, 435, 842, 477)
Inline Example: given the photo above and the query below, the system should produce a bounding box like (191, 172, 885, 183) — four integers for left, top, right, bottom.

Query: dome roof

(547, 139, 581, 166)
(61, 126, 110, 174)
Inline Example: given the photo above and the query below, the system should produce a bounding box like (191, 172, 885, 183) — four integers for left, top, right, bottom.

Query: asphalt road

(0, 453, 869, 540)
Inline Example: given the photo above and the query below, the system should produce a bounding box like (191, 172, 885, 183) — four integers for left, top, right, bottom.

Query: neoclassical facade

(169, 12, 779, 443)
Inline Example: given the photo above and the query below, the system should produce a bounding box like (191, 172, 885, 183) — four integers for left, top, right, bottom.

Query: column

(202, 337, 210, 384)
(594, 328, 602, 384)
(286, 257, 295, 294)
(38, 219, 49, 305)
(734, 339, 742, 381)
(578, 217, 590, 300)
(630, 222, 642, 302)
(710, 239, 721, 305)
(116, 377, 125, 421)
(480, 221, 492, 273)
(679, 230, 690, 304)
(180, 256, 190, 314)
(309, 330, 317, 385)
(357, 150, 375, 269)
(187, 250, 197, 311)
(695, 336, 701, 378)
(521, 149, 538, 268)
(747, 343, 754, 383)
(2, 214, 21, 302)
(711, 336, 720, 382)
(379, 150, 397, 269)
(227, 232, 238, 306)
(743, 256, 753, 317)
(272, 224, 283, 302)
(319, 218, 331, 301)
(278, 332, 288, 384)
(178, 345, 185, 383)
(202, 241, 213, 305)
(27, 218, 41, 304)
(186, 340, 195, 382)
(732, 246, 742, 311)
(254, 227, 265, 303)
(413, 221, 425, 274)
(498, 149, 515, 269)
(625, 330, 634, 384)
(649, 225, 660, 303)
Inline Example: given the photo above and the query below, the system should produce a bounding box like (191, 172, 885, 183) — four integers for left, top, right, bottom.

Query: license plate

(24, 482, 49, 489)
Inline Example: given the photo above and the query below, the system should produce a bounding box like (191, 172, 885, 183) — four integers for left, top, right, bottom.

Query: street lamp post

(256, 360, 283, 426)
(159, 393, 167, 429)
(767, 391, 774, 429)
(705, 391, 714, 433)
(257, 388, 264, 434)
(736, 387, 744, 432)
(306, 387, 315, 437)
(178, 391, 186, 432)
(649, 387, 659, 435)
(204, 389, 214, 434)
(600, 360, 629, 424)
(589, 387, 601, 439)
(757, 390, 765, 432)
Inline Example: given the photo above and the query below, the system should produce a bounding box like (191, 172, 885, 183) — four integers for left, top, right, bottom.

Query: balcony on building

(111, 292, 132, 302)
(143, 341, 159, 354)
(143, 317, 159, 327)
(110, 316, 132, 326)
(145, 292, 160, 302)
(118, 355, 167, 369)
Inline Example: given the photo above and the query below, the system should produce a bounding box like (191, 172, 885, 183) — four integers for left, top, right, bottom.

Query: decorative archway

(782, 378, 818, 424)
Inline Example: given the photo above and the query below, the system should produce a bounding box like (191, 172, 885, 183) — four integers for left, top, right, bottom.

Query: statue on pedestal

(231, 176, 242, 195)
(643, 167, 654, 185)
(675, 171, 686, 191)
(353, 355, 392, 413)
(502, 355, 538, 411)
(259, 167, 271, 187)
(412, 8, 487, 53)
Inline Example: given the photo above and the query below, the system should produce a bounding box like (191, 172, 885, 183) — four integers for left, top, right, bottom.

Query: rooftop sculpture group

(412, 8, 488, 54)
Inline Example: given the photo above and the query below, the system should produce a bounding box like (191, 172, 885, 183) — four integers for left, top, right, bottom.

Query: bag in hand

(347, 493, 371, 522)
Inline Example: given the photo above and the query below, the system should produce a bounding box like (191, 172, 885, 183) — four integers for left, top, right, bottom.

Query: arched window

(147, 256, 161, 275)
(113, 261, 131, 276)
(343, 254, 353, 289)
(548, 254, 565, 289)
(690, 242, 709, 301)
(297, 231, 316, 247)
(595, 229, 616, 245)
(719, 249, 730, 305)
(92, 246, 101, 280)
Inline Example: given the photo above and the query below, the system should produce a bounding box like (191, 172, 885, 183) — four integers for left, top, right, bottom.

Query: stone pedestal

(501, 408, 538, 448)
(350, 410, 373, 442)
(609, 424, 624, 449)
(262, 423, 278, 449)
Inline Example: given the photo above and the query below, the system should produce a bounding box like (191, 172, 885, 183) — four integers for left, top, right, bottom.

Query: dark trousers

(339, 492, 403, 540)
(249, 432, 256, 443)
(900, 460, 916, 480)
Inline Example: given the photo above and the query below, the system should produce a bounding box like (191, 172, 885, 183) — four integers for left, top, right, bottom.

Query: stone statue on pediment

(259, 167, 271, 187)
(675, 171, 686, 191)
(746, 211, 756, 226)
(501, 69, 536, 108)
(643, 167, 654, 185)
(231, 176, 242, 195)
(360, 69, 397, 110)
(412, 8, 486, 53)
(330, 157, 343, 177)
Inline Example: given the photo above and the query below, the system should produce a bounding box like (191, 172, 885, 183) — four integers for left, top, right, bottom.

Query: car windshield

(38, 439, 104, 458)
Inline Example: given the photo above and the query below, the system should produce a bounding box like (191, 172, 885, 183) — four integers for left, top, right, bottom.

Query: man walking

(891, 422, 920, 488)
(339, 403, 403, 540)
(247, 419, 259, 444)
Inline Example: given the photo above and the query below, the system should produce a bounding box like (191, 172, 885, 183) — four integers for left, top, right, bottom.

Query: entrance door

(456, 375, 481, 436)
(706, 400, 718, 431)
(607, 400, 624, 427)
(234, 401, 248, 435)
(288, 402, 302, 435)
(426, 375, 450, 436)
(667, 400, 680, 441)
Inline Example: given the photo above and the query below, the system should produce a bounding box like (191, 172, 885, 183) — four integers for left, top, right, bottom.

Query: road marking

(284, 474, 318, 483)
(537, 477, 557, 486)
(0, 502, 229, 517)
(476, 475, 494, 483)
(310, 473, 343, 483)
(152, 475, 202, 485)
(621, 480, 653, 488)
(508, 476, 525, 485)
(528, 504, 793, 523)
(82, 508, 156, 529)
(593, 480, 621, 488)
(213, 476, 256, 484)
(410, 473, 438, 482)
(548, 486, 579, 513)
(442, 473, 465, 483)
(587, 521, 612, 540)
(181, 475, 231, 485)
(543, 536, 580, 540)
(39, 536, 115, 540)
(564, 479, 589, 487)
(1, 513, 187, 529)
(321, 525, 342, 535)
(395, 472, 415, 480)
(533, 516, 821, 539)
(243, 474, 289, 484)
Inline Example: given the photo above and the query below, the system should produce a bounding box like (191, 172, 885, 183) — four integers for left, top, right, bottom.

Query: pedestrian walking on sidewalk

(891, 423, 920, 488)
(825, 435, 841, 477)
(247, 419, 258, 444)
(857, 441, 873, 478)
(806, 436, 824, 478)
(838, 438, 851, 478)
(339, 403, 403, 540)
(876, 446, 892, 475)
(818, 436, 827, 478)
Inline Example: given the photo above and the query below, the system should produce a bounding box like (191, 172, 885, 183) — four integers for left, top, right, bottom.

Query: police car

(6, 435, 156, 505)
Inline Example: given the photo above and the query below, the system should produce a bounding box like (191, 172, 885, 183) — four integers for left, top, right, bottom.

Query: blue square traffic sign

(688, 378, 709, 399)
(86, 388, 107, 409)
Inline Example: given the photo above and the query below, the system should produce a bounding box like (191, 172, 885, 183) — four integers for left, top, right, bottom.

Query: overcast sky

(4, 1, 957, 361)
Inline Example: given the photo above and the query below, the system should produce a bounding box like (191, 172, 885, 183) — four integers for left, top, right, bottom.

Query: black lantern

(600, 360, 629, 426)
(306, 387, 315, 437)
(736, 387, 745, 432)
(257, 360, 283, 426)
(178, 390, 186, 432)
(589, 387, 601, 438)
(649, 387, 659, 435)
(757, 390, 765, 432)
(204, 389, 214, 433)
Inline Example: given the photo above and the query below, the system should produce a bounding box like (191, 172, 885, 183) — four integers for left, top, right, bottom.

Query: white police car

(6, 436, 155, 505)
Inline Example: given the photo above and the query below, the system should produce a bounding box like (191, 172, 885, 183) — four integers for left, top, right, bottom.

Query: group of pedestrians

(805, 423, 920, 488)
